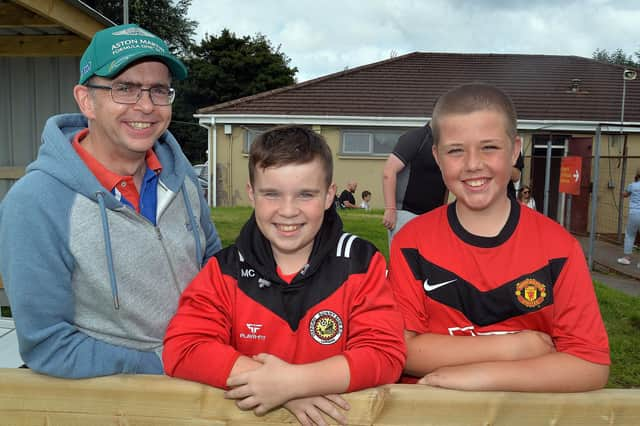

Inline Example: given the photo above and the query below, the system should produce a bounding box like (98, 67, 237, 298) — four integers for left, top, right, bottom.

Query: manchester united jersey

(388, 200, 610, 369)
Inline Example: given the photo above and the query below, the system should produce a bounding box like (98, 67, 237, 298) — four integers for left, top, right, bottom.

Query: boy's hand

(508, 330, 555, 360)
(225, 353, 297, 414)
(418, 364, 489, 390)
(284, 394, 350, 426)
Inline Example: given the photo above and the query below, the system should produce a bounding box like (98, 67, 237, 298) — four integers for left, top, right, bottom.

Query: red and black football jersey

(388, 200, 610, 367)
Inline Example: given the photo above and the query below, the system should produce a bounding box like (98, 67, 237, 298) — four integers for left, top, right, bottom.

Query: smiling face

(247, 158, 336, 273)
(74, 60, 172, 164)
(433, 109, 521, 218)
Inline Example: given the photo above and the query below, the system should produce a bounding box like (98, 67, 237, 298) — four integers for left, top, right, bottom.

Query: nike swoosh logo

(423, 278, 457, 291)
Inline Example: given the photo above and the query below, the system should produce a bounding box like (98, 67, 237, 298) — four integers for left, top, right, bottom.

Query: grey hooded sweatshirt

(0, 113, 221, 378)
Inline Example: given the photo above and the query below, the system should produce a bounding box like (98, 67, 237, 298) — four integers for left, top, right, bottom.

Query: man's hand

(225, 353, 297, 415)
(284, 394, 350, 426)
(383, 208, 397, 230)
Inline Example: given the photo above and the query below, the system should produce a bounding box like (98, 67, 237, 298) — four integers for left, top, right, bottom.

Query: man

(0, 24, 221, 378)
(382, 124, 447, 242)
(508, 152, 525, 199)
(338, 180, 358, 208)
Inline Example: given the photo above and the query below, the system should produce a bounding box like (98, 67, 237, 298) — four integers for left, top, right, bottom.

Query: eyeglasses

(85, 83, 175, 106)
(522, 190, 530, 194)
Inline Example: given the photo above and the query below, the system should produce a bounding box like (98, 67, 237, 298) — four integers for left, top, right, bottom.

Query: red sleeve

(387, 225, 430, 334)
(341, 252, 407, 391)
(163, 257, 242, 388)
(552, 240, 610, 365)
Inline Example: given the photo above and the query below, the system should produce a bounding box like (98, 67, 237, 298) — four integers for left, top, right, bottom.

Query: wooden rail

(1, 369, 639, 425)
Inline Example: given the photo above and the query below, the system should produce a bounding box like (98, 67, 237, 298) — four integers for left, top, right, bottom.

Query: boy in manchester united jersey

(388, 83, 610, 392)
(164, 126, 405, 424)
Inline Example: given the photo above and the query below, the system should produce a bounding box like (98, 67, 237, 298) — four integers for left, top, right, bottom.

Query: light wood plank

(1, 369, 639, 425)
(375, 384, 640, 426)
(0, 369, 385, 425)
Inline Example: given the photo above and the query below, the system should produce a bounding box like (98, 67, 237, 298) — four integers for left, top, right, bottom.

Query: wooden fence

(1, 369, 639, 425)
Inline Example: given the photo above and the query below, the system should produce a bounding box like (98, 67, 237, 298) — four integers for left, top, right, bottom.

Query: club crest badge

(515, 278, 547, 308)
(309, 310, 343, 345)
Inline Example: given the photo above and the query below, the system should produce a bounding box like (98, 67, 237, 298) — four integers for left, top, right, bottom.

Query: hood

(28, 113, 191, 209)
(235, 205, 344, 283)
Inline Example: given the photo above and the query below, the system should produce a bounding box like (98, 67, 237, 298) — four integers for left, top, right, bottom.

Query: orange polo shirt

(72, 128, 162, 213)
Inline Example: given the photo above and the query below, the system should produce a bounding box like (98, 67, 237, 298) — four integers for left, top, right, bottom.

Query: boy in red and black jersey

(388, 83, 610, 392)
(164, 126, 405, 424)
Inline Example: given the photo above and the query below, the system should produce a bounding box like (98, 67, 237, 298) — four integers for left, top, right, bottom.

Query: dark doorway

(531, 135, 569, 222)
(567, 137, 593, 235)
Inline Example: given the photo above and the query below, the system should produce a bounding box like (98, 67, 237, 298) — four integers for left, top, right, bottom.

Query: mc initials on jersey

(309, 310, 343, 345)
(241, 268, 256, 278)
(515, 278, 547, 308)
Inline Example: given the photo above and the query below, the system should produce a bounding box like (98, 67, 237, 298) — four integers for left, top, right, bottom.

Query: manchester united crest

(309, 310, 343, 345)
(515, 278, 547, 308)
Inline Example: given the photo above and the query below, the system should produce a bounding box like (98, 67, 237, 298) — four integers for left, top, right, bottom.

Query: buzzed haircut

(249, 125, 333, 186)
(431, 83, 518, 144)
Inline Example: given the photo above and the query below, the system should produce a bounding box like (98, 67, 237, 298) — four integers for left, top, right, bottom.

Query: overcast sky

(188, 0, 640, 82)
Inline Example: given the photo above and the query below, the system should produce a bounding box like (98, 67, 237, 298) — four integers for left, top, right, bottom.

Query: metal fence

(524, 126, 640, 270)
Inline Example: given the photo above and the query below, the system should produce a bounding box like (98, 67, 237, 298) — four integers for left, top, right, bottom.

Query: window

(343, 132, 371, 154)
(243, 127, 269, 153)
(341, 129, 407, 156)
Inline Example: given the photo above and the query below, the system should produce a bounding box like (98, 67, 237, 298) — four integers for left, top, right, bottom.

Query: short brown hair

(248, 125, 333, 186)
(431, 83, 518, 144)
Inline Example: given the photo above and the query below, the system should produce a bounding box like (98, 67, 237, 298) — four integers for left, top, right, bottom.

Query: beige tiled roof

(198, 52, 640, 122)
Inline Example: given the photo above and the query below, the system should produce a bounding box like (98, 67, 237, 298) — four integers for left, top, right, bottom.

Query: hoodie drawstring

(181, 183, 203, 267)
(96, 192, 120, 310)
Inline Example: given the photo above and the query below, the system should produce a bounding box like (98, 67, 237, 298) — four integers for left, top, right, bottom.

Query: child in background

(388, 83, 609, 392)
(360, 190, 372, 211)
(164, 125, 405, 425)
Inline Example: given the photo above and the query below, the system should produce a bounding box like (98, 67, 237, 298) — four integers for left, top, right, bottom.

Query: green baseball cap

(79, 24, 187, 84)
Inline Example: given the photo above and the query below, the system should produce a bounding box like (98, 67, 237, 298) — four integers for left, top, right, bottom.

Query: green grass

(211, 206, 640, 388)
(594, 282, 640, 388)
(211, 206, 389, 255)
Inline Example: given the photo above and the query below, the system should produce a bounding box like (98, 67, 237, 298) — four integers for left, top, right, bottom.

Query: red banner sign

(559, 156, 582, 195)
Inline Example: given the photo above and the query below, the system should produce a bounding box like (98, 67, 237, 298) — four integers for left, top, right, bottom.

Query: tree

(85, 0, 197, 56)
(592, 48, 639, 68)
(170, 29, 298, 160)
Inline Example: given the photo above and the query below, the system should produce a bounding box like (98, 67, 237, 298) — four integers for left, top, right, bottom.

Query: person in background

(617, 170, 640, 266)
(0, 24, 221, 378)
(338, 180, 358, 208)
(360, 190, 372, 211)
(508, 152, 524, 199)
(382, 124, 447, 244)
(388, 82, 609, 392)
(518, 185, 536, 210)
(164, 126, 405, 425)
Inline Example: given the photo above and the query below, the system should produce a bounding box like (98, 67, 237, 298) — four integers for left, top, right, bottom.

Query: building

(196, 51, 640, 238)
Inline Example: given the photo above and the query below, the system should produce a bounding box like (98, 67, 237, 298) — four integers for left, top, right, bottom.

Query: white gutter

(198, 117, 216, 207)
(195, 114, 427, 128)
(195, 114, 640, 133)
